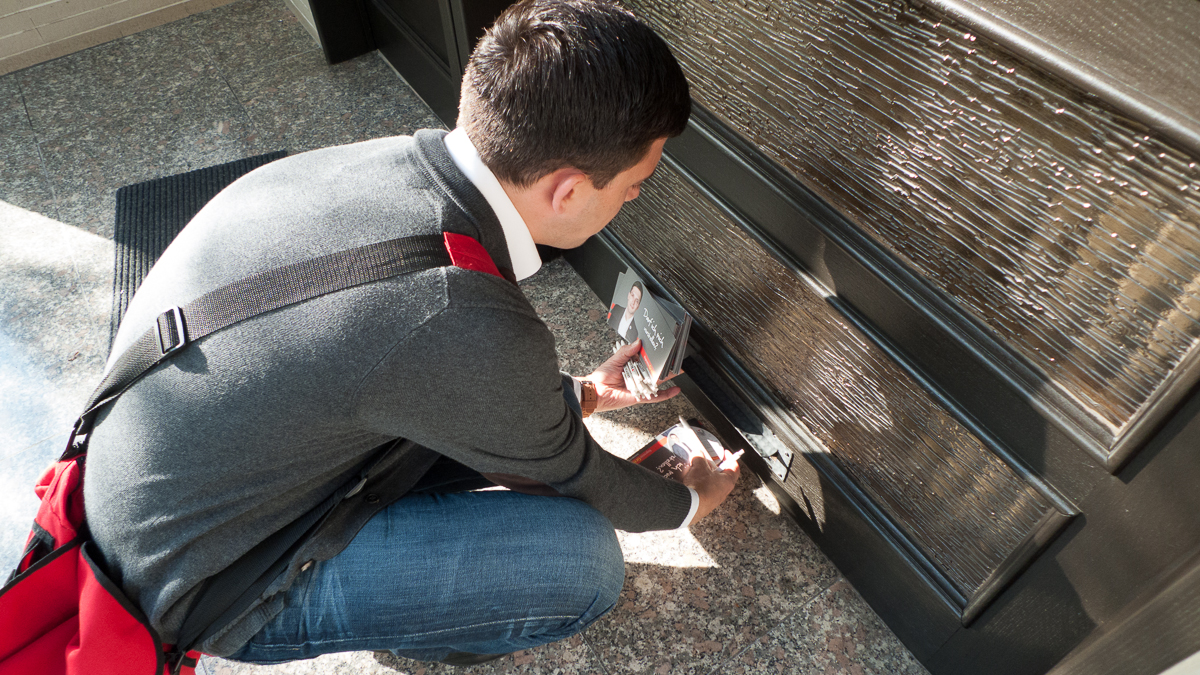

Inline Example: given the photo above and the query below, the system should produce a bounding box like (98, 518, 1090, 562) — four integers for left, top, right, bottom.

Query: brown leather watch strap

(579, 380, 598, 418)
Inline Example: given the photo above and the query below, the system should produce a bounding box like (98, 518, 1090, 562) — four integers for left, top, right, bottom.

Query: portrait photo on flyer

(605, 267, 692, 394)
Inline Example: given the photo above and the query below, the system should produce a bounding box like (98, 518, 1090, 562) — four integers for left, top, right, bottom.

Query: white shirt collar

(444, 128, 542, 281)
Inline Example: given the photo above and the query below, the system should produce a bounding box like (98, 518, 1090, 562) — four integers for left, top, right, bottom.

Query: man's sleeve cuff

(678, 487, 699, 528)
(569, 374, 582, 402)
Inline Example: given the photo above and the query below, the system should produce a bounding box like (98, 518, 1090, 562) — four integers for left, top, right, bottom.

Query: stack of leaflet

(604, 267, 693, 399)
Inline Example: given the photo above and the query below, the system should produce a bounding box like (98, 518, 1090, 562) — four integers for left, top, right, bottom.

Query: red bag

(0, 457, 199, 675)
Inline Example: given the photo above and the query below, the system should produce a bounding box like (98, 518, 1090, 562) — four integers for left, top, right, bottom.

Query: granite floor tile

(17, 22, 226, 144)
(0, 435, 70, 572)
(0, 76, 57, 219)
(730, 580, 930, 675)
(201, 633, 604, 675)
(0, 75, 32, 140)
(0, 326, 79, 464)
(18, 15, 273, 238)
(584, 476, 840, 675)
(0, 201, 113, 461)
(184, 0, 319, 76)
(37, 86, 265, 238)
(0, 130, 57, 220)
(228, 50, 444, 155)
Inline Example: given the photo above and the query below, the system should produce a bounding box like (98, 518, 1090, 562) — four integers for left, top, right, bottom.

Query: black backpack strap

(64, 234, 450, 459)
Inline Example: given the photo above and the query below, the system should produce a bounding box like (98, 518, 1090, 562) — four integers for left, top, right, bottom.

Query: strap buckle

(156, 307, 188, 355)
(61, 416, 91, 460)
(166, 648, 198, 675)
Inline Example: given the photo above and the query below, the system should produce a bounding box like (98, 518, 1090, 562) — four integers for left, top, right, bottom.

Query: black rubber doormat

(110, 151, 287, 352)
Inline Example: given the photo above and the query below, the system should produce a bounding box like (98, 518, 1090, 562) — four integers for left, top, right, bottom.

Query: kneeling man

(85, 0, 739, 664)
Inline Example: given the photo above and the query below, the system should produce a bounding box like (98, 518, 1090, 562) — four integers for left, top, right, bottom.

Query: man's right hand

(681, 450, 740, 522)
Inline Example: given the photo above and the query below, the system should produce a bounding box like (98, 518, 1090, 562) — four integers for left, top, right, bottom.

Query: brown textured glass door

(566, 0, 1200, 672)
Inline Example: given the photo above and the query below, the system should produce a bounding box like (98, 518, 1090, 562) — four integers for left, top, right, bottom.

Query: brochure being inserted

(605, 267, 693, 399)
(628, 420, 724, 483)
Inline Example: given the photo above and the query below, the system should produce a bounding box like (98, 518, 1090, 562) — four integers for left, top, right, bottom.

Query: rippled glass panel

(628, 0, 1200, 433)
(612, 165, 1055, 598)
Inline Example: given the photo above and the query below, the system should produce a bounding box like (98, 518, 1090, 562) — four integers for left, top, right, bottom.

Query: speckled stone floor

(0, 1, 928, 673)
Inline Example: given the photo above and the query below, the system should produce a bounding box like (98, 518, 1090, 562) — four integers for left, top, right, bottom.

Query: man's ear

(549, 169, 589, 215)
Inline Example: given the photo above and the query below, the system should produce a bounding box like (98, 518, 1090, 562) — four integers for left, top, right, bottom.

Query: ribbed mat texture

(110, 151, 287, 352)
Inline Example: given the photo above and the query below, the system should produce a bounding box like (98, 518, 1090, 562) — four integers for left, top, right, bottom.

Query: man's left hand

(581, 339, 680, 412)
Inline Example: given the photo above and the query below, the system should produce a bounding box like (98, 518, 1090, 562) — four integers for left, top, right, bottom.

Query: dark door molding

(1046, 544, 1200, 675)
(308, 0, 375, 64)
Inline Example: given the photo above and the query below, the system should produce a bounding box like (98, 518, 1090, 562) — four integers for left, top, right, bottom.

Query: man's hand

(682, 449, 740, 522)
(581, 339, 680, 412)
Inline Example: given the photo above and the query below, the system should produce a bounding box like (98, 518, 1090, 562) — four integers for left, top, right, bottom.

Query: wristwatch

(579, 380, 598, 418)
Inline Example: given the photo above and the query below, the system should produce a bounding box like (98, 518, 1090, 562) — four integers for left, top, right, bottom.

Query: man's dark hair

(460, 0, 691, 189)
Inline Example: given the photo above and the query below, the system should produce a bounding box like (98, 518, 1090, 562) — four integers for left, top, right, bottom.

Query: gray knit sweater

(85, 130, 692, 655)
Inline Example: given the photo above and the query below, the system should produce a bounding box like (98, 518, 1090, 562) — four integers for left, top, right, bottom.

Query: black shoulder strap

(64, 233, 451, 459)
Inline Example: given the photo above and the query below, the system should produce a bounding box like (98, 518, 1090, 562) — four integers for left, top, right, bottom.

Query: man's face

(561, 137, 668, 248)
(627, 285, 642, 312)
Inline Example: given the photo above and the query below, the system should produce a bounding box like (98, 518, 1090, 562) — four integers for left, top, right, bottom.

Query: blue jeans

(228, 376, 621, 664)
(228, 490, 624, 664)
